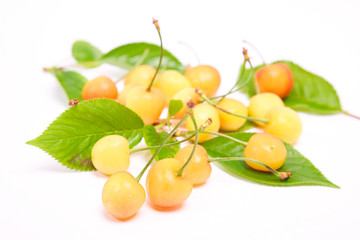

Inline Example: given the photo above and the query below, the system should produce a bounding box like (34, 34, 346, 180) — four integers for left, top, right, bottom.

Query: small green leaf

(239, 61, 342, 114)
(101, 42, 186, 73)
(143, 125, 180, 161)
(168, 100, 183, 118)
(27, 99, 144, 171)
(72, 41, 103, 68)
(49, 67, 87, 100)
(201, 132, 338, 188)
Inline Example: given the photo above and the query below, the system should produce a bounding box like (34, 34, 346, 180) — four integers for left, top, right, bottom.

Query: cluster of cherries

(77, 19, 302, 220)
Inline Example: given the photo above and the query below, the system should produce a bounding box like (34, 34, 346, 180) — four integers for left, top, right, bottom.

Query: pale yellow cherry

(146, 158, 192, 208)
(265, 106, 302, 145)
(184, 65, 221, 97)
(186, 103, 220, 143)
(154, 70, 192, 104)
(91, 135, 130, 175)
(244, 133, 287, 171)
(174, 144, 211, 185)
(117, 83, 138, 105)
(102, 172, 146, 219)
(125, 85, 165, 125)
(248, 93, 284, 126)
(124, 65, 156, 87)
(171, 88, 200, 119)
(216, 98, 248, 131)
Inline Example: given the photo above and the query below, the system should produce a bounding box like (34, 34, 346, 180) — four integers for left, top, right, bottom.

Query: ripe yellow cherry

(124, 65, 157, 87)
(244, 133, 287, 171)
(216, 98, 248, 131)
(265, 106, 302, 144)
(174, 145, 211, 185)
(186, 103, 220, 143)
(146, 158, 192, 208)
(125, 85, 165, 125)
(81, 76, 118, 100)
(154, 70, 192, 103)
(102, 171, 146, 219)
(91, 135, 130, 175)
(248, 93, 285, 126)
(171, 88, 200, 119)
(184, 65, 221, 97)
(117, 83, 138, 105)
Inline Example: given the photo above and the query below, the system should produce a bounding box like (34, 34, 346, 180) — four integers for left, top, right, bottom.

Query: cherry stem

(237, 60, 255, 90)
(215, 48, 249, 103)
(342, 110, 360, 120)
(208, 157, 292, 181)
(146, 19, 163, 91)
(135, 113, 187, 182)
(211, 59, 255, 103)
(199, 130, 248, 146)
(242, 40, 267, 65)
(130, 133, 195, 154)
(176, 111, 199, 177)
(198, 90, 269, 124)
(115, 48, 150, 83)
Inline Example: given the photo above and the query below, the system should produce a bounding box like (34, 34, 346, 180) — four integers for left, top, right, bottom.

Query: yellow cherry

(216, 98, 248, 131)
(125, 85, 165, 125)
(117, 82, 138, 105)
(81, 76, 118, 100)
(265, 106, 302, 144)
(102, 171, 146, 219)
(171, 88, 200, 119)
(244, 133, 287, 171)
(174, 144, 211, 185)
(91, 135, 130, 175)
(124, 65, 157, 87)
(154, 70, 192, 104)
(186, 103, 220, 143)
(248, 93, 285, 126)
(184, 65, 221, 97)
(146, 158, 192, 208)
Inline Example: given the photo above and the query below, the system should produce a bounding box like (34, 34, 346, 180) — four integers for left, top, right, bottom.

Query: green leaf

(48, 67, 87, 100)
(201, 132, 338, 188)
(101, 42, 186, 73)
(72, 41, 103, 68)
(168, 100, 183, 118)
(143, 125, 180, 161)
(239, 61, 342, 114)
(27, 99, 144, 171)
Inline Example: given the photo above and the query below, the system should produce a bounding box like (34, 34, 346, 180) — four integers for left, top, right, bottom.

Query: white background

(1, 0, 360, 239)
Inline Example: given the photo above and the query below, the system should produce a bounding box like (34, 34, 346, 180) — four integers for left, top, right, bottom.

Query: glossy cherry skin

(81, 76, 118, 100)
(184, 65, 221, 97)
(255, 63, 293, 99)
(244, 133, 287, 171)
(146, 158, 192, 208)
(102, 172, 146, 219)
(174, 144, 211, 185)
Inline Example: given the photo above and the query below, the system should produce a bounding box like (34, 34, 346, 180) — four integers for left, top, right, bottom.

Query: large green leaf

(143, 125, 180, 161)
(27, 99, 144, 171)
(201, 132, 338, 188)
(48, 67, 87, 100)
(101, 42, 186, 72)
(72, 41, 103, 68)
(239, 61, 342, 114)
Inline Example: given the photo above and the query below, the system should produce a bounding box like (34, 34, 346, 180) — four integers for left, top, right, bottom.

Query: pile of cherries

(78, 20, 301, 220)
